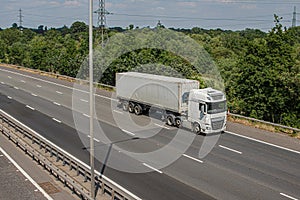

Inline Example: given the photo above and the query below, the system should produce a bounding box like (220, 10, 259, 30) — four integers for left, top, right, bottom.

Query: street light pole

(89, 0, 95, 199)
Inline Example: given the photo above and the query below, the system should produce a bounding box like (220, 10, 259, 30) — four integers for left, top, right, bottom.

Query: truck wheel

(128, 103, 134, 113)
(175, 118, 182, 128)
(166, 115, 174, 126)
(122, 102, 129, 111)
(134, 104, 142, 115)
(193, 123, 201, 134)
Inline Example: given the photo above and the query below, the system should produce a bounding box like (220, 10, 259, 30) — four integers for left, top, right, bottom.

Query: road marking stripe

(31, 93, 38, 97)
(3, 109, 140, 200)
(56, 91, 63, 95)
(36, 85, 42, 88)
(226, 131, 300, 155)
(14, 86, 19, 90)
(113, 110, 123, 114)
(0, 68, 118, 102)
(52, 118, 61, 123)
(219, 145, 242, 154)
(0, 154, 3, 157)
(0, 147, 53, 200)
(1, 82, 4, 84)
(143, 163, 163, 174)
(25, 105, 35, 110)
(280, 193, 298, 200)
(87, 135, 100, 142)
(80, 99, 88, 103)
(121, 129, 135, 136)
(53, 102, 61, 106)
(8, 76, 11, 79)
(21, 80, 26, 83)
(154, 123, 170, 130)
(7, 96, 12, 99)
(183, 154, 203, 163)
(83, 113, 90, 118)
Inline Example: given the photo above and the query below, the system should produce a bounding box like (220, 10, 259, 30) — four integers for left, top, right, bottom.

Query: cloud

(176, 1, 198, 7)
(64, 0, 82, 7)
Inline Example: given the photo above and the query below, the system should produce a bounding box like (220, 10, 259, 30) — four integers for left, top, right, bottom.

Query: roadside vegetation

(0, 16, 299, 128)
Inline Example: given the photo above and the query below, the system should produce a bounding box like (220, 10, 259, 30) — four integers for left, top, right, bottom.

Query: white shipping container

(116, 72, 199, 113)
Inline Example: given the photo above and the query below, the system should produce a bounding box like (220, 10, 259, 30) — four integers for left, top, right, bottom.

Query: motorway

(0, 66, 300, 200)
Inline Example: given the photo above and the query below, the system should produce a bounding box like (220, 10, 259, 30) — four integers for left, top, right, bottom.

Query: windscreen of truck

(207, 101, 227, 114)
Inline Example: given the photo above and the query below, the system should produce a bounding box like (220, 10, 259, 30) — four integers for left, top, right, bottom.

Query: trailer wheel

(193, 123, 201, 134)
(134, 104, 142, 115)
(166, 115, 174, 126)
(122, 102, 129, 111)
(175, 118, 182, 128)
(128, 103, 135, 113)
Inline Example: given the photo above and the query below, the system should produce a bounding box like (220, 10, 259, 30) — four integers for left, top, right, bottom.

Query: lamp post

(89, 0, 95, 199)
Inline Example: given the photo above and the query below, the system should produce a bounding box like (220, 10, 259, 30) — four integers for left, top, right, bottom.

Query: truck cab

(188, 88, 227, 134)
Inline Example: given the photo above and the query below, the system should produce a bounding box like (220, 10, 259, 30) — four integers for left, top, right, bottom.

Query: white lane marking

(7, 96, 12, 99)
(0, 154, 3, 157)
(280, 193, 298, 200)
(121, 129, 135, 136)
(25, 105, 35, 111)
(183, 154, 203, 163)
(0, 68, 117, 102)
(113, 110, 123, 114)
(31, 93, 38, 97)
(56, 91, 63, 95)
(219, 145, 242, 154)
(25, 178, 28, 181)
(14, 86, 19, 90)
(154, 123, 170, 130)
(87, 135, 100, 143)
(83, 113, 90, 118)
(0, 147, 53, 200)
(21, 80, 26, 83)
(34, 189, 38, 192)
(53, 102, 61, 106)
(8, 76, 11, 79)
(1, 81, 4, 84)
(80, 99, 88, 103)
(52, 118, 61, 123)
(226, 131, 300, 155)
(36, 85, 42, 88)
(143, 163, 163, 174)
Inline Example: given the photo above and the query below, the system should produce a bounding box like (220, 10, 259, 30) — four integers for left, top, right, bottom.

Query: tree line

(0, 18, 299, 128)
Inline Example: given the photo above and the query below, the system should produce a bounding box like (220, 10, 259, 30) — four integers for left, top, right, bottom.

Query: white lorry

(116, 72, 227, 135)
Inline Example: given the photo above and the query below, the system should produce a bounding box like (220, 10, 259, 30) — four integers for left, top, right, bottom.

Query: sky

(0, 0, 300, 31)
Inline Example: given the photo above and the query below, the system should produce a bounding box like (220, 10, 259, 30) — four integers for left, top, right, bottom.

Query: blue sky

(0, 0, 299, 31)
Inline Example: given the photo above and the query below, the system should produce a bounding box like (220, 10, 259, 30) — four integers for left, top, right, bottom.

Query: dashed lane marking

(183, 154, 203, 163)
(219, 145, 242, 154)
(25, 105, 35, 111)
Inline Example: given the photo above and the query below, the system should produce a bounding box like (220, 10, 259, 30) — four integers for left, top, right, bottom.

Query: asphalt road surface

(0, 66, 299, 200)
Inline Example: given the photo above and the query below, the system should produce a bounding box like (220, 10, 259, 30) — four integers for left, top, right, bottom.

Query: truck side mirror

(200, 104, 207, 115)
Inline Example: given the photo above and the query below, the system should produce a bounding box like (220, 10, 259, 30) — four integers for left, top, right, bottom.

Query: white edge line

(121, 129, 135, 136)
(25, 105, 35, 111)
(143, 163, 163, 174)
(113, 110, 123, 114)
(83, 113, 90, 118)
(53, 102, 61, 106)
(56, 91, 63, 95)
(52, 118, 61, 123)
(0, 147, 54, 200)
(280, 193, 298, 200)
(0, 68, 117, 102)
(31, 93, 38, 97)
(14, 86, 19, 90)
(219, 145, 242, 154)
(183, 154, 203, 163)
(154, 123, 170, 130)
(7, 96, 12, 99)
(0, 109, 142, 200)
(226, 131, 300, 155)
(80, 99, 88, 103)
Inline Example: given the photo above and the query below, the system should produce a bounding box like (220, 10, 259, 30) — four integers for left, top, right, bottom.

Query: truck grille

(211, 120, 224, 130)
